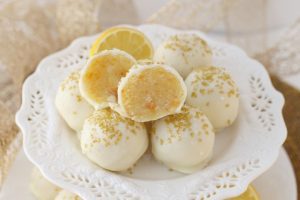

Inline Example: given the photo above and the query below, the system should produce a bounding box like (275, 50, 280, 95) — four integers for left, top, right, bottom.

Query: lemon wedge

(229, 185, 260, 200)
(90, 26, 153, 60)
(80, 49, 136, 108)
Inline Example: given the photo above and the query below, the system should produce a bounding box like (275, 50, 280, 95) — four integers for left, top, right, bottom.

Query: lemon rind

(91, 26, 154, 60)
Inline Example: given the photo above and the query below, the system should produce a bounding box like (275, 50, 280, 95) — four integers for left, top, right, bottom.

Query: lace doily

(16, 24, 286, 200)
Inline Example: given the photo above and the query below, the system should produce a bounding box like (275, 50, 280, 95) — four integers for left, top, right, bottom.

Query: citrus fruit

(90, 26, 153, 60)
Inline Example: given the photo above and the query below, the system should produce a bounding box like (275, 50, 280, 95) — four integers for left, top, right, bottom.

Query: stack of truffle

(30, 167, 82, 200)
(55, 27, 239, 174)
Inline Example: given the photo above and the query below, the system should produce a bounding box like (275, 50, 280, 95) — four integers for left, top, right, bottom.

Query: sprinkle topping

(83, 108, 145, 149)
(60, 70, 80, 92)
(59, 70, 84, 103)
(164, 34, 212, 55)
(152, 106, 213, 145)
(189, 66, 239, 99)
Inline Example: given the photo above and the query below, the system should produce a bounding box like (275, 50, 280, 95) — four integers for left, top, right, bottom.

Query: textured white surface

(151, 106, 215, 174)
(185, 67, 239, 130)
(153, 34, 212, 78)
(55, 70, 94, 132)
(16, 24, 286, 199)
(0, 148, 296, 200)
(80, 109, 148, 171)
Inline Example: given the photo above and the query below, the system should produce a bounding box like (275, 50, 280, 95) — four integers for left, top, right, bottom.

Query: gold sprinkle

(87, 108, 143, 147)
(76, 95, 83, 102)
(202, 123, 209, 129)
(190, 132, 195, 138)
(160, 139, 164, 145)
(60, 70, 80, 91)
(191, 92, 197, 98)
(161, 106, 208, 143)
(189, 66, 239, 99)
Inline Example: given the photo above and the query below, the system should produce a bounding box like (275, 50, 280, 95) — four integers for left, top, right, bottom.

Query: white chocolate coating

(185, 66, 239, 130)
(79, 49, 136, 109)
(54, 190, 81, 200)
(55, 70, 94, 132)
(81, 108, 148, 171)
(154, 34, 212, 78)
(151, 106, 215, 174)
(30, 167, 61, 200)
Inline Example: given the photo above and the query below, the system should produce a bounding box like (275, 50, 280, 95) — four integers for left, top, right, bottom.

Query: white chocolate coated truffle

(54, 190, 81, 200)
(55, 70, 94, 132)
(154, 34, 212, 78)
(151, 106, 215, 174)
(114, 64, 187, 122)
(30, 167, 61, 200)
(185, 66, 239, 130)
(81, 108, 148, 171)
(79, 49, 136, 109)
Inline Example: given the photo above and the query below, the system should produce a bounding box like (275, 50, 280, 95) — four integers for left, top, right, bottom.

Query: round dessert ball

(55, 70, 94, 132)
(185, 66, 239, 130)
(54, 190, 81, 200)
(114, 63, 187, 122)
(151, 106, 215, 174)
(30, 167, 61, 200)
(81, 108, 148, 171)
(79, 49, 136, 108)
(153, 34, 212, 78)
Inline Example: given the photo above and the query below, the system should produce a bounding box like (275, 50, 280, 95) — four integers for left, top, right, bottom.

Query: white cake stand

(0, 148, 296, 200)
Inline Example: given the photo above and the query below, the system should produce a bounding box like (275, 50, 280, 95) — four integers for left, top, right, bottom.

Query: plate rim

(16, 24, 287, 200)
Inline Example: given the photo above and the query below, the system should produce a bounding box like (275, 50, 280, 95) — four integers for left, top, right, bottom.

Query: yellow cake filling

(81, 51, 135, 107)
(120, 66, 185, 121)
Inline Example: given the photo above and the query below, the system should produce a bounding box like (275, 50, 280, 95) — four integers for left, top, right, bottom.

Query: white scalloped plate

(16, 24, 287, 200)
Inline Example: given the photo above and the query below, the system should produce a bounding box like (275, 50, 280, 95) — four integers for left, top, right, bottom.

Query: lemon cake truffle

(55, 70, 94, 132)
(151, 106, 215, 174)
(114, 63, 187, 122)
(81, 108, 148, 171)
(30, 167, 61, 200)
(154, 34, 212, 78)
(54, 190, 82, 200)
(80, 49, 136, 109)
(185, 66, 239, 130)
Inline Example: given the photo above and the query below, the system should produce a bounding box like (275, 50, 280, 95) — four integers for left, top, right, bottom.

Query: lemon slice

(90, 26, 154, 60)
(90, 27, 120, 57)
(229, 185, 260, 200)
(80, 49, 136, 108)
(115, 63, 187, 122)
